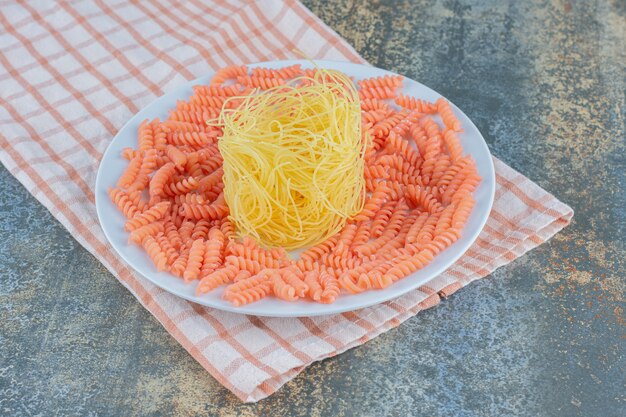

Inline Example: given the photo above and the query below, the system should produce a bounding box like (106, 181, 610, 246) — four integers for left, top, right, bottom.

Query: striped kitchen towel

(0, 0, 572, 402)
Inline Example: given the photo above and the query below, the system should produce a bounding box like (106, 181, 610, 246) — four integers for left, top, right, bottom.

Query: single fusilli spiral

(210, 65, 248, 85)
(142, 235, 168, 271)
(251, 64, 302, 79)
(128, 220, 164, 245)
(358, 75, 403, 90)
(394, 95, 437, 113)
(125, 201, 170, 231)
(236, 75, 286, 89)
(436, 98, 462, 132)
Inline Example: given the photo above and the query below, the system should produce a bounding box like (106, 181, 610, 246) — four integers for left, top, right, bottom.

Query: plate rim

(95, 59, 496, 317)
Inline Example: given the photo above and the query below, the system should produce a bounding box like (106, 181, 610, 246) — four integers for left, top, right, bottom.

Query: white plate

(95, 60, 495, 317)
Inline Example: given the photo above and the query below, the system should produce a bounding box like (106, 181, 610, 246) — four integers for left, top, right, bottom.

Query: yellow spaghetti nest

(218, 69, 366, 250)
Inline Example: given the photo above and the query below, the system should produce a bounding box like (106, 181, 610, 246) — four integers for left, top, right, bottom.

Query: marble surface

(1, 0, 624, 415)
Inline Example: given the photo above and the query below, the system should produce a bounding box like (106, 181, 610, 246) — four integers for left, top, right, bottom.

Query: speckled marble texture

(1, 0, 624, 416)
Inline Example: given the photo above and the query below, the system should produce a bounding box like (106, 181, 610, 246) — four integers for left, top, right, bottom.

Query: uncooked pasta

(218, 69, 367, 250)
(109, 63, 480, 307)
